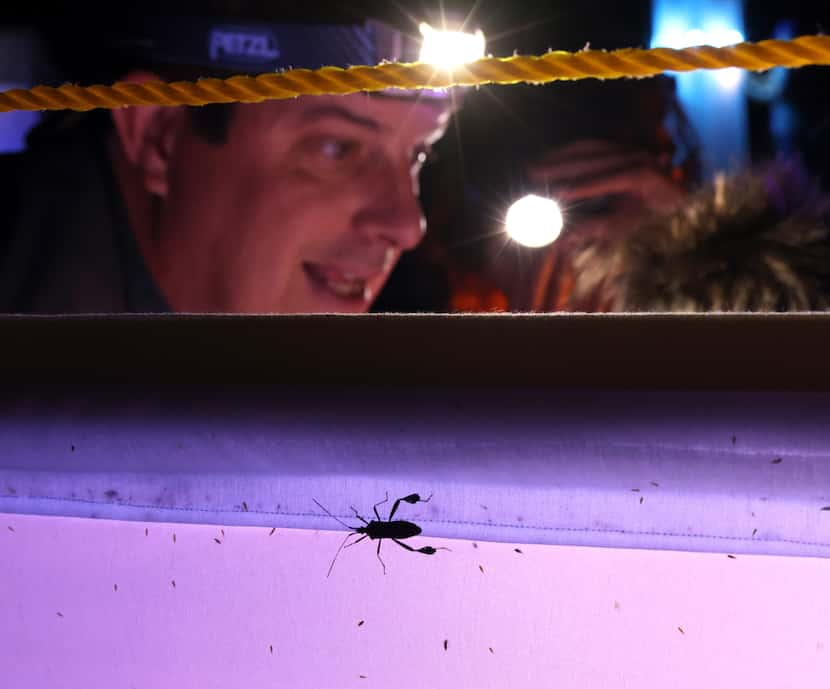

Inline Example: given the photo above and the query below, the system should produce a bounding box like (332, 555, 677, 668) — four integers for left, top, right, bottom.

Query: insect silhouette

(312, 492, 450, 576)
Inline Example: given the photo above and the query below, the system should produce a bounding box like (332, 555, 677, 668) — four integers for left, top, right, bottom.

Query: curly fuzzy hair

(569, 160, 830, 312)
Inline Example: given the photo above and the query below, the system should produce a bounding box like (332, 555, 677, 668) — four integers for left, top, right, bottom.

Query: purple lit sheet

(2, 512, 829, 689)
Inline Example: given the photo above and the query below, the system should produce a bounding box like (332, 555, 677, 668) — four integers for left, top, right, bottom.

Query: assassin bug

(312, 492, 450, 576)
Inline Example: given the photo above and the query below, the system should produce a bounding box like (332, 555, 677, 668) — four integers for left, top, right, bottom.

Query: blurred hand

(527, 138, 687, 219)
(524, 139, 688, 311)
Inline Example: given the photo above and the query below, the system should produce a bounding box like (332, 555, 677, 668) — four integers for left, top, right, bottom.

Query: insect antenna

(328, 531, 357, 578)
(313, 498, 355, 530)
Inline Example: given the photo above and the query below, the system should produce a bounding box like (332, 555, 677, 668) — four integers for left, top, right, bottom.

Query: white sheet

(1, 385, 828, 557)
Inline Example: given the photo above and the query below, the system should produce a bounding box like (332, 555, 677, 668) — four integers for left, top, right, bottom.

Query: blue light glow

(0, 86, 39, 153)
(744, 20, 793, 102)
(651, 0, 748, 178)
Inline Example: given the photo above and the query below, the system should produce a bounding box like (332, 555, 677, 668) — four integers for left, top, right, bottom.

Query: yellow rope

(2, 34, 829, 113)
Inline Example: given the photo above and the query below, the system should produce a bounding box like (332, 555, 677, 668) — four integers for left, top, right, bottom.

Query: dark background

(373, 0, 830, 311)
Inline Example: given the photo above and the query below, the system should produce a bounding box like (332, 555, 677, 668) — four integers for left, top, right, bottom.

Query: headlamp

(107, 16, 486, 99)
(418, 22, 486, 72)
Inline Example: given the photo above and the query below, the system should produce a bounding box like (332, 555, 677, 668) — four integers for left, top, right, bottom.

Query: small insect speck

(514, 548, 523, 554)
(472, 542, 478, 549)
(173, 533, 176, 544)
(171, 579, 176, 588)
(650, 481, 660, 487)
(614, 601, 621, 611)
(771, 458, 782, 464)
(269, 645, 273, 654)
(639, 496, 644, 504)
(480, 504, 488, 510)
(752, 528, 758, 537)
(731, 435, 736, 444)
(822, 506, 830, 512)
(631, 488, 640, 492)
(443, 639, 448, 651)
(214, 538, 222, 544)
(114, 584, 118, 592)
(220, 529, 225, 537)
(678, 626, 685, 635)
(489, 647, 494, 654)
(70, 445, 75, 452)
(145, 528, 148, 537)
(7, 525, 14, 532)
(269, 527, 276, 536)
(357, 620, 364, 627)
(359, 675, 367, 679)
(479, 564, 484, 574)
(242, 501, 248, 512)
(727, 554, 736, 559)
(56, 612, 64, 618)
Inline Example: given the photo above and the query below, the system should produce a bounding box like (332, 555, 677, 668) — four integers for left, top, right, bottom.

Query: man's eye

(297, 136, 371, 179)
(317, 138, 360, 162)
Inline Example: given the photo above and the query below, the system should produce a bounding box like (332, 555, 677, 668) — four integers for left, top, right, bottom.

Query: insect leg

(349, 506, 369, 525)
(391, 538, 451, 555)
(389, 493, 433, 520)
(376, 540, 387, 575)
(373, 492, 389, 521)
(343, 534, 368, 548)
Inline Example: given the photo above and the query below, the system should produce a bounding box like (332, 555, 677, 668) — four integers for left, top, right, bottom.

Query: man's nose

(353, 165, 427, 251)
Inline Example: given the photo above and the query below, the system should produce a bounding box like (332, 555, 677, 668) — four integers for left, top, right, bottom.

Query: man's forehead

(288, 93, 452, 136)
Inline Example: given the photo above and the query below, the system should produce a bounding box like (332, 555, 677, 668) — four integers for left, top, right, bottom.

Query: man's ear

(110, 71, 187, 198)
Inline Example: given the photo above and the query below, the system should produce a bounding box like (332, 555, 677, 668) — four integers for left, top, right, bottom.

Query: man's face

(156, 94, 450, 313)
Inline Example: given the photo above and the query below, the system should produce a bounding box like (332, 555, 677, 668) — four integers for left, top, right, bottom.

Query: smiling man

(0, 5, 455, 313)
(110, 87, 449, 313)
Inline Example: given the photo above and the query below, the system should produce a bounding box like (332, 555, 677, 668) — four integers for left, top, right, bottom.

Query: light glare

(418, 22, 486, 71)
(505, 195, 563, 248)
(652, 25, 746, 90)
(654, 26, 745, 50)
(715, 67, 744, 89)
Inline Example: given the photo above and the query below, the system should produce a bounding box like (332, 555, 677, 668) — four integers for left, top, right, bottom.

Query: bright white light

(706, 27, 745, 89)
(706, 27, 744, 47)
(656, 26, 745, 49)
(654, 25, 745, 89)
(418, 22, 486, 71)
(715, 67, 744, 89)
(505, 195, 563, 248)
(683, 28, 707, 47)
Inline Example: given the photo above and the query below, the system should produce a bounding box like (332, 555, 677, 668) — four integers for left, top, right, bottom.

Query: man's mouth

(302, 262, 374, 301)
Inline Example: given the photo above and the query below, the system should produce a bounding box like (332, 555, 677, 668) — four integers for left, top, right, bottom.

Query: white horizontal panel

(1, 386, 829, 557)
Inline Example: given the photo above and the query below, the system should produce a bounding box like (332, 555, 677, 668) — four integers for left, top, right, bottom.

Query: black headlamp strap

(106, 16, 419, 75)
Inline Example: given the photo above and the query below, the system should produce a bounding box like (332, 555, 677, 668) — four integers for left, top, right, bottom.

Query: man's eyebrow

(298, 105, 382, 131)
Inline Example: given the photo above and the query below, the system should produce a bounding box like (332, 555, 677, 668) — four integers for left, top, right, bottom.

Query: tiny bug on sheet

(313, 492, 450, 576)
